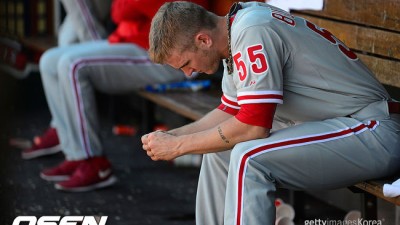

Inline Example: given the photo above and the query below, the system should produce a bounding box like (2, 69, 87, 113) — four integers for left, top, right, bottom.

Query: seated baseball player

(142, 2, 400, 225)
(21, 0, 210, 192)
(19, 0, 113, 160)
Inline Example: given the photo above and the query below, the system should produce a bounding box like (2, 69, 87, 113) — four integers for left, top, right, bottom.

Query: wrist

(175, 135, 188, 156)
(166, 130, 177, 136)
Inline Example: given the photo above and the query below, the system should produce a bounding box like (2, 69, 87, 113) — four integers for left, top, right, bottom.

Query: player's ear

(194, 32, 212, 49)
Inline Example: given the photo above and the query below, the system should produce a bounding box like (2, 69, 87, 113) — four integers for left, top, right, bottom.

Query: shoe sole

(54, 176, 118, 192)
(22, 144, 62, 160)
(40, 173, 70, 182)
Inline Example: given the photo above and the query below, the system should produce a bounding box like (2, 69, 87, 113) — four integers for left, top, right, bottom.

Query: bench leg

(361, 193, 377, 220)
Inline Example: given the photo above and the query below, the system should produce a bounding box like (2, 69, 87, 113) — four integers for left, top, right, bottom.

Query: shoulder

(234, 3, 274, 28)
(231, 2, 285, 39)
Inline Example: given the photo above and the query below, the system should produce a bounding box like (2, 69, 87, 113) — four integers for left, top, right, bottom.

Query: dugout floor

(0, 72, 347, 225)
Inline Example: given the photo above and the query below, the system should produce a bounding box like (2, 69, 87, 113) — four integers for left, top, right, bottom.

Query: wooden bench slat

(296, 14, 400, 60)
(358, 54, 400, 87)
(294, 0, 400, 32)
(137, 90, 221, 121)
(354, 181, 400, 206)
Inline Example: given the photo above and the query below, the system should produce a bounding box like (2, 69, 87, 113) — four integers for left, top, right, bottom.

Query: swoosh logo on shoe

(98, 169, 112, 179)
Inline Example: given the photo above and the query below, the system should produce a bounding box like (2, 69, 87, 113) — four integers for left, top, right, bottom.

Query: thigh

(231, 117, 400, 190)
(40, 43, 90, 75)
(60, 41, 185, 93)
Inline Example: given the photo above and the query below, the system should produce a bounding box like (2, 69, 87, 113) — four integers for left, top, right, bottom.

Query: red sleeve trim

(217, 103, 239, 116)
(221, 94, 240, 109)
(237, 91, 283, 104)
(235, 103, 276, 128)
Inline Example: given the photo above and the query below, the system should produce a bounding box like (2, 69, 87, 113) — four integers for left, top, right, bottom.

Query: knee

(39, 48, 60, 73)
(230, 142, 251, 164)
(230, 140, 276, 169)
(57, 54, 86, 83)
(58, 53, 73, 74)
(231, 142, 277, 183)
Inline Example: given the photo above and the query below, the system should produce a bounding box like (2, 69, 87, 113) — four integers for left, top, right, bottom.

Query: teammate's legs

(224, 116, 400, 225)
(39, 44, 85, 142)
(56, 41, 185, 160)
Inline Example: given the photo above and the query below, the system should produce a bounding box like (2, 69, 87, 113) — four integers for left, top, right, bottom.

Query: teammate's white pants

(58, 0, 111, 46)
(39, 41, 185, 160)
(196, 104, 400, 225)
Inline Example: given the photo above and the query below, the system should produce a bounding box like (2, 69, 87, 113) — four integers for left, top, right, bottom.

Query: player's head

(149, 1, 218, 64)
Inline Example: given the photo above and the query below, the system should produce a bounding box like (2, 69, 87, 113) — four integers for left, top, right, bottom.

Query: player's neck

(215, 16, 230, 60)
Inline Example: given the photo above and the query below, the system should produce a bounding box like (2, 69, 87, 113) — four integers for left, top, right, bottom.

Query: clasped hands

(141, 130, 180, 161)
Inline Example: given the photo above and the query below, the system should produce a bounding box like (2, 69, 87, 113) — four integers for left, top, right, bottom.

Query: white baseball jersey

(197, 3, 400, 225)
(221, 2, 390, 125)
(196, 2, 400, 225)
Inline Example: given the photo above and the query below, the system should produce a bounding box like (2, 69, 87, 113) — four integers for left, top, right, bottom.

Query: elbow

(259, 129, 271, 139)
(249, 126, 270, 140)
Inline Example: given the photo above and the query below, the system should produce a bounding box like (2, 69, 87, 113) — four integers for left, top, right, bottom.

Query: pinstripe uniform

(58, 0, 112, 46)
(39, 0, 209, 160)
(40, 41, 184, 160)
(195, 2, 400, 225)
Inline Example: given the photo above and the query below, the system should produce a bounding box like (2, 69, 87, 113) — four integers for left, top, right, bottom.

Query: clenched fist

(141, 131, 181, 161)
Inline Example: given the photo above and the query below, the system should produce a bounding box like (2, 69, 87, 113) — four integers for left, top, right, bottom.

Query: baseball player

(22, 0, 210, 192)
(57, 0, 112, 46)
(143, 2, 400, 225)
(20, 0, 112, 158)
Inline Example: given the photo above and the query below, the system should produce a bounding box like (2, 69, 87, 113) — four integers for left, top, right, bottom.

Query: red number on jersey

(233, 44, 269, 81)
(306, 20, 358, 60)
(248, 44, 268, 74)
(272, 11, 295, 26)
(233, 51, 247, 81)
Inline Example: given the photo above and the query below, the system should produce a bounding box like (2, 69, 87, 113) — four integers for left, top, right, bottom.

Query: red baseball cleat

(40, 159, 85, 182)
(21, 127, 61, 159)
(55, 156, 117, 192)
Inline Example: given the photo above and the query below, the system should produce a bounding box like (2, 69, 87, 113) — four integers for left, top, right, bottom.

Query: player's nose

(182, 68, 195, 76)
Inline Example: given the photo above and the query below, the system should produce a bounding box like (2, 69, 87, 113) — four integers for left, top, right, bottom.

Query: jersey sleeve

(235, 103, 276, 128)
(224, 12, 288, 127)
(219, 59, 276, 128)
(218, 65, 241, 115)
(219, 76, 277, 128)
(231, 24, 285, 105)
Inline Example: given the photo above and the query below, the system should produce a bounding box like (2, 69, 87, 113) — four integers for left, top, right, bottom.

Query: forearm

(175, 116, 270, 155)
(143, 109, 270, 161)
(168, 108, 232, 136)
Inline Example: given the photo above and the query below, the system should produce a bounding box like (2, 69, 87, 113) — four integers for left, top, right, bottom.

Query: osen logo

(12, 216, 108, 225)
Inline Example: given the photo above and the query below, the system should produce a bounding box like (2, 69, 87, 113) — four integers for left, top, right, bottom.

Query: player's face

(166, 47, 220, 76)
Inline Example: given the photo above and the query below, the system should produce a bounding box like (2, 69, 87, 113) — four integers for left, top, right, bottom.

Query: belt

(388, 101, 400, 114)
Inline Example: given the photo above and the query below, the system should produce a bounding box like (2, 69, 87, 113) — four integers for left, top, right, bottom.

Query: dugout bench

(138, 0, 400, 221)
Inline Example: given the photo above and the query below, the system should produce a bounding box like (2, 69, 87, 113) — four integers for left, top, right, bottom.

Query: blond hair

(149, 1, 218, 64)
